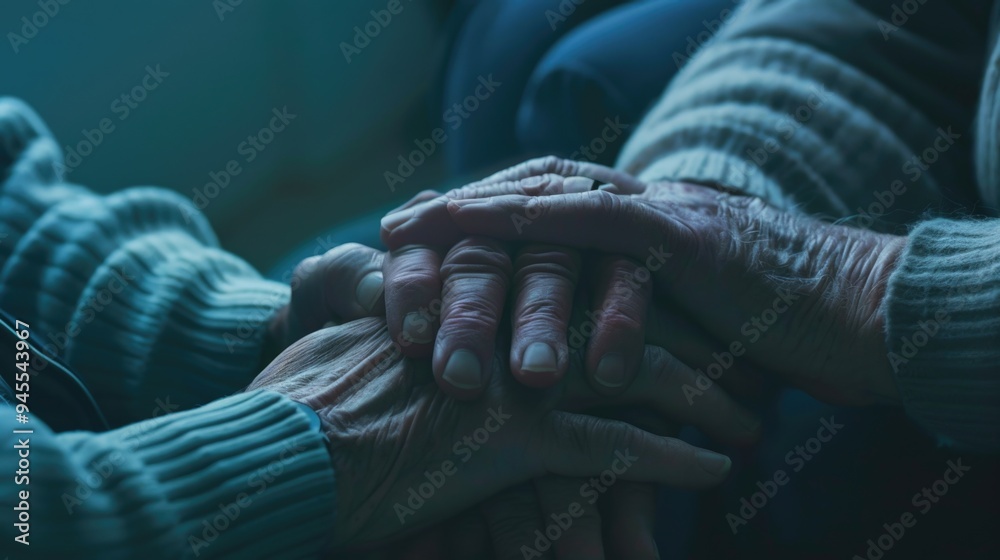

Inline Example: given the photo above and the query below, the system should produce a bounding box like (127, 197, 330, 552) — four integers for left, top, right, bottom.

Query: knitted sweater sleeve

(0, 97, 289, 426)
(0, 98, 336, 557)
(618, 0, 1000, 450)
(1, 391, 337, 559)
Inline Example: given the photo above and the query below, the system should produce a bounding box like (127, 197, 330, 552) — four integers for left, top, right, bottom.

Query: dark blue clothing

(441, 0, 737, 174)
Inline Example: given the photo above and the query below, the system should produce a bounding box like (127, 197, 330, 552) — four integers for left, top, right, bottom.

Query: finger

(391, 191, 681, 266)
(288, 243, 385, 338)
(645, 303, 767, 401)
(536, 411, 732, 489)
(434, 237, 511, 397)
(583, 255, 651, 395)
(601, 482, 659, 560)
(450, 510, 494, 560)
(586, 410, 665, 560)
(383, 245, 444, 356)
(607, 346, 761, 446)
(446, 174, 597, 200)
(480, 484, 550, 560)
(509, 245, 580, 388)
(381, 174, 593, 248)
(534, 476, 604, 560)
(475, 156, 647, 194)
(388, 189, 442, 215)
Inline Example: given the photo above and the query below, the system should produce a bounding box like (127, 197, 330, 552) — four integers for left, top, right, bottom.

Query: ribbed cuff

(633, 145, 784, 205)
(884, 218, 1000, 451)
(117, 390, 336, 558)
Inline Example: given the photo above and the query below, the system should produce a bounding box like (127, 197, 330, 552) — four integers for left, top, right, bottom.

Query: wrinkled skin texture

(248, 317, 756, 552)
(262, 242, 387, 368)
(378, 158, 655, 396)
(383, 166, 906, 406)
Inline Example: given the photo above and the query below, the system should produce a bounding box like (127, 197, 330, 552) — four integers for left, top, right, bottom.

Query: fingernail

(594, 353, 626, 388)
(443, 349, 482, 390)
(380, 210, 412, 232)
(521, 342, 557, 373)
(696, 450, 732, 476)
(402, 312, 433, 344)
(355, 271, 384, 312)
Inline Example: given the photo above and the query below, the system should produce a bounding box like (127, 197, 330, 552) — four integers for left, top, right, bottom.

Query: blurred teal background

(1, 0, 455, 270)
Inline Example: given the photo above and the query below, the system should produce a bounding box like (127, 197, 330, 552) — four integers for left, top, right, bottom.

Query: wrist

(859, 234, 908, 405)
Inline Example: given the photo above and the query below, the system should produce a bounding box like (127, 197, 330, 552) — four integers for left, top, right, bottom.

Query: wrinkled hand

(247, 316, 758, 550)
(383, 173, 907, 406)
(379, 157, 659, 398)
(262, 243, 386, 365)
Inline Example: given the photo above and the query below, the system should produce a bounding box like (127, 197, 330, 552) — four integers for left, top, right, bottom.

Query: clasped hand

(251, 156, 906, 557)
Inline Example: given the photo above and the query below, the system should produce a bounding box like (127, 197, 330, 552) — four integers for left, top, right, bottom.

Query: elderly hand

(383, 173, 906, 407)
(262, 243, 386, 365)
(247, 315, 758, 550)
(379, 157, 664, 398)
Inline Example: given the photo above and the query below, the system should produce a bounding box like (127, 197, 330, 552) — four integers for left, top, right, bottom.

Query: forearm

(0, 391, 336, 559)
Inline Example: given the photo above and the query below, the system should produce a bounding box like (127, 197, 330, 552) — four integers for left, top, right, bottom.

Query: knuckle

(442, 284, 506, 324)
(318, 242, 369, 270)
(446, 181, 491, 199)
(443, 238, 512, 277)
(385, 268, 438, 296)
(595, 307, 644, 335)
(291, 256, 321, 285)
(514, 301, 567, 335)
(592, 188, 625, 213)
(531, 155, 564, 174)
(514, 246, 579, 285)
